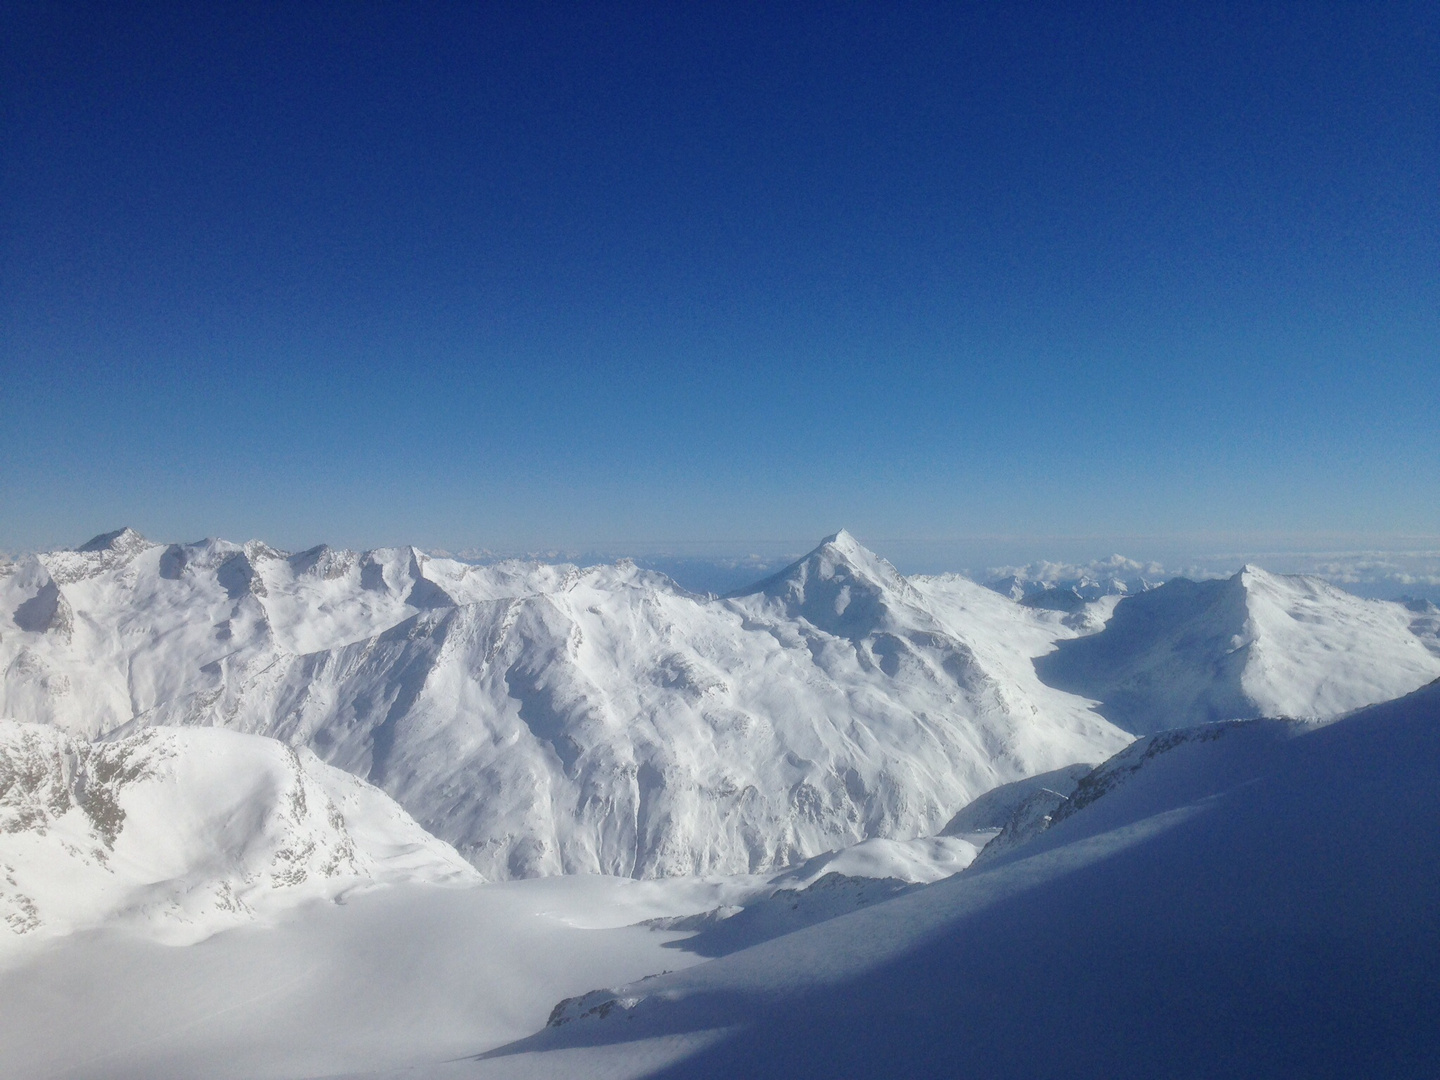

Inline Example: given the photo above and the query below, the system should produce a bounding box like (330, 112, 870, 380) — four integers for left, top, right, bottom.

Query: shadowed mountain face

(1035, 567, 1440, 734)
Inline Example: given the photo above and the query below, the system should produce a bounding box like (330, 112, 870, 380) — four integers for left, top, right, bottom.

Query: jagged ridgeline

(2, 528, 1437, 880)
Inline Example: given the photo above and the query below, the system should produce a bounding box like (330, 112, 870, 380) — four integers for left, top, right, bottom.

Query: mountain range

(3, 527, 1439, 1077)
(4, 528, 1437, 889)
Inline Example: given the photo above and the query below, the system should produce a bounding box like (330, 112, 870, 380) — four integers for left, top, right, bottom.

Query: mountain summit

(1036, 565, 1440, 733)
(4, 531, 1436, 879)
(727, 530, 914, 640)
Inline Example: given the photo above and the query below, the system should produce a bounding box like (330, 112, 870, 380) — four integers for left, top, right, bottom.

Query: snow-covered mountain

(1, 528, 1130, 880)
(503, 679, 1440, 1079)
(1035, 565, 1440, 733)
(0, 722, 476, 944)
(5, 529, 1437, 884)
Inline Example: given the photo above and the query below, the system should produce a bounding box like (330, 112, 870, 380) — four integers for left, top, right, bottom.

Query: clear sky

(3, 2, 1436, 555)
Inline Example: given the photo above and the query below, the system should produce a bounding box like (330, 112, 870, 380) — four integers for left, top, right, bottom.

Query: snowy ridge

(3, 528, 1437, 882)
(1, 529, 1131, 880)
(0, 722, 476, 945)
(1035, 565, 1440, 733)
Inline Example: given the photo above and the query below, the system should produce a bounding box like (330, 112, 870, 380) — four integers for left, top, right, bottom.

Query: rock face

(1034, 566, 1440, 734)
(0, 721, 477, 942)
(0, 529, 1133, 880)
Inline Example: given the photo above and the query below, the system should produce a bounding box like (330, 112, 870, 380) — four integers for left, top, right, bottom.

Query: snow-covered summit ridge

(726, 528, 919, 640)
(1037, 563, 1440, 734)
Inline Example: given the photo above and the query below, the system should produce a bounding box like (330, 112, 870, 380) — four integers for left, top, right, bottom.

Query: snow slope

(0, 722, 476, 945)
(0, 839, 984, 1079)
(0, 875, 712, 1079)
(3, 683, 1434, 1078)
(0, 528, 1130, 879)
(471, 678, 1440, 1080)
(8, 529, 1435, 884)
(1035, 565, 1440, 733)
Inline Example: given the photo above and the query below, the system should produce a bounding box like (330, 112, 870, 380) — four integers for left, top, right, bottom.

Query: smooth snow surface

(455, 679, 1440, 1080)
(0, 723, 476, 944)
(1036, 565, 1440, 733)
(0, 876, 711, 1079)
(1, 528, 1132, 879)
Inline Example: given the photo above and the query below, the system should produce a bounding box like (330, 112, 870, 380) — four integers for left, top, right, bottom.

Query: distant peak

(725, 529, 903, 601)
(76, 527, 149, 554)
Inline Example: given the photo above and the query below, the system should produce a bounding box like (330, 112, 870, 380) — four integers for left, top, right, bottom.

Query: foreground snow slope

(0, 722, 476, 945)
(474, 680, 1440, 1080)
(1, 528, 1129, 878)
(1035, 565, 1440, 733)
(0, 839, 983, 1079)
(0, 875, 712, 1080)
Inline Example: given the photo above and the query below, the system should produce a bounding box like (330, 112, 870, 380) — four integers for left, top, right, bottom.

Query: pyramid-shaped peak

(814, 529, 900, 576)
(728, 530, 905, 601)
(77, 527, 151, 554)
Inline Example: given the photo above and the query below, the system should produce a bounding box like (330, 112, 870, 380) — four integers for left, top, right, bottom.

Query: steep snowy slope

(481, 680, 1440, 1080)
(1, 529, 1131, 880)
(196, 534, 1129, 878)
(1035, 565, 1440, 733)
(0, 529, 568, 739)
(0, 722, 476, 944)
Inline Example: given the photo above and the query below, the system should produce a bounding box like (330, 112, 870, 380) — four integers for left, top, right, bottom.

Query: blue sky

(3, 2, 1436, 556)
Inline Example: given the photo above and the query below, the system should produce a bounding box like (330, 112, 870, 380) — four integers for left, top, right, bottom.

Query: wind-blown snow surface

(1036, 565, 1440, 733)
(0, 528, 1130, 880)
(465, 680, 1440, 1080)
(0, 722, 476, 944)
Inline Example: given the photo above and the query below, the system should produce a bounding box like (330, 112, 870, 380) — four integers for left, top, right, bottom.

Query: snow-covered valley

(2, 528, 1438, 1078)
